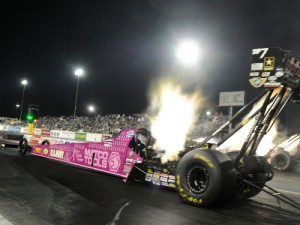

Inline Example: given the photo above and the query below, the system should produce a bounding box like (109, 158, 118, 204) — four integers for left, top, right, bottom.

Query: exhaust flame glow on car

(148, 79, 203, 163)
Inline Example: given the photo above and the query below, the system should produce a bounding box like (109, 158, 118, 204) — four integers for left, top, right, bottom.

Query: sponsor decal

(261, 72, 270, 77)
(249, 77, 267, 88)
(264, 82, 281, 88)
(43, 148, 49, 155)
(128, 151, 134, 159)
(35, 147, 41, 153)
(147, 168, 153, 174)
(50, 149, 64, 159)
(264, 57, 275, 70)
(168, 183, 176, 188)
(268, 76, 277, 81)
(275, 71, 284, 77)
(251, 63, 263, 71)
(84, 148, 108, 168)
(126, 130, 135, 137)
(161, 182, 169, 187)
(153, 173, 160, 179)
(126, 158, 134, 163)
(159, 177, 168, 182)
(252, 48, 269, 57)
(145, 174, 153, 182)
(168, 179, 176, 184)
(249, 72, 259, 76)
(108, 152, 121, 172)
(152, 180, 161, 186)
(160, 173, 169, 177)
(168, 175, 176, 180)
(104, 139, 113, 147)
(123, 165, 131, 173)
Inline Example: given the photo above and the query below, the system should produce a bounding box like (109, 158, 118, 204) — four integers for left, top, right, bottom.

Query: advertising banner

(41, 129, 51, 136)
(86, 133, 102, 142)
(7, 126, 22, 133)
(33, 128, 42, 135)
(21, 127, 28, 134)
(60, 130, 75, 140)
(50, 130, 61, 138)
(75, 132, 86, 141)
(31, 129, 142, 178)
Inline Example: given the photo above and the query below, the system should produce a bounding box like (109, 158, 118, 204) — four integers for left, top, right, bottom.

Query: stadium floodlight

(19, 79, 28, 121)
(176, 40, 200, 65)
(73, 68, 84, 117)
(88, 105, 95, 113)
(16, 104, 20, 108)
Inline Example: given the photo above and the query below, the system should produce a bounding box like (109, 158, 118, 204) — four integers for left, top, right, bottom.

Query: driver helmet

(134, 128, 151, 146)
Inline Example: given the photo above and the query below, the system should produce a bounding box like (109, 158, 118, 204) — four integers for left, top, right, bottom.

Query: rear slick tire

(176, 149, 236, 206)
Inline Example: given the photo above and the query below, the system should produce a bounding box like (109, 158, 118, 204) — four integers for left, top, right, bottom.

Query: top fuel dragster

(18, 47, 300, 213)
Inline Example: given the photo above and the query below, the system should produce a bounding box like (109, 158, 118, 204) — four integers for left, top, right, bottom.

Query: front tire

(42, 140, 50, 145)
(270, 150, 294, 171)
(176, 149, 236, 206)
(19, 138, 29, 156)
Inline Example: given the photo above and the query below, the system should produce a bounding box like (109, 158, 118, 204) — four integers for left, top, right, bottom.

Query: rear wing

(250, 47, 300, 103)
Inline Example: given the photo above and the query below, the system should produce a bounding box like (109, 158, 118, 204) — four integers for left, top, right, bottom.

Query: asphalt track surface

(0, 147, 300, 225)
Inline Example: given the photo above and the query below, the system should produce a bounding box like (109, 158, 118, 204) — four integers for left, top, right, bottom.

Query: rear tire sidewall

(176, 149, 236, 206)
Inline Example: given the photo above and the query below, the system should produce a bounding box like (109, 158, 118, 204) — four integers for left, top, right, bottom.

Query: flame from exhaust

(278, 134, 300, 154)
(217, 91, 280, 156)
(148, 80, 203, 163)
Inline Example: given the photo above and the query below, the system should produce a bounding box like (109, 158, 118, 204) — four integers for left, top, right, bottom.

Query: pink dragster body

(30, 129, 143, 180)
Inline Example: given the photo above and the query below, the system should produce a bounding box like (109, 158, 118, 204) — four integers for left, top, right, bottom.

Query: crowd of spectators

(1, 112, 229, 138)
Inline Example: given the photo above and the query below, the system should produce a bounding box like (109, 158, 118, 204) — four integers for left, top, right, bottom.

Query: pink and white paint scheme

(31, 129, 143, 180)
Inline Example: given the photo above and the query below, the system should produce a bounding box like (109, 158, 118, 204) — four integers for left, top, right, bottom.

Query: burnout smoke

(148, 79, 203, 163)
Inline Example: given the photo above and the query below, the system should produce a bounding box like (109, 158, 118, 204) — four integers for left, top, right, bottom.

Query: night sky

(1, 0, 300, 132)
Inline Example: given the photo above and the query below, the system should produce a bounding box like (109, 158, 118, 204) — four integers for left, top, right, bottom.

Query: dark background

(1, 0, 299, 133)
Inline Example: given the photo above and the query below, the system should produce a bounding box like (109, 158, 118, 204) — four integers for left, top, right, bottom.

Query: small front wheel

(42, 140, 50, 145)
(270, 150, 294, 171)
(19, 138, 29, 156)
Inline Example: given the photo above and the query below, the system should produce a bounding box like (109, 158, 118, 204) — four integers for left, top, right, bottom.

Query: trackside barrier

(0, 124, 111, 143)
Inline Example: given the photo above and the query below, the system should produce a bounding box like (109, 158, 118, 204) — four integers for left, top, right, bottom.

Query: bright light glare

(16, 104, 20, 108)
(206, 111, 211, 116)
(176, 40, 199, 65)
(74, 68, 84, 76)
(21, 80, 28, 85)
(88, 105, 95, 112)
(149, 80, 203, 163)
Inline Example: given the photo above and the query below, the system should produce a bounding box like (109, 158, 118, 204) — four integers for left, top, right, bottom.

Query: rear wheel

(19, 138, 29, 156)
(176, 149, 236, 206)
